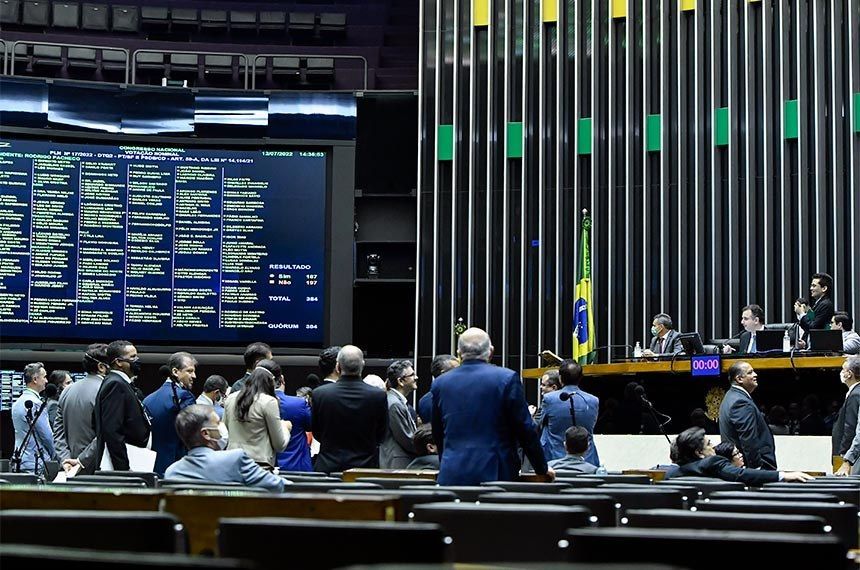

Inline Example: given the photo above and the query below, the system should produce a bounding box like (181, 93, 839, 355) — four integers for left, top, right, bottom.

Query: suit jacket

(275, 390, 313, 472)
(223, 392, 289, 467)
(94, 371, 151, 472)
(548, 454, 598, 473)
(231, 372, 251, 393)
(718, 385, 776, 470)
(842, 331, 860, 355)
(648, 330, 683, 354)
(165, 446, 285, 492)
(667, 455, 779, 485)
(431, 359, 548, 485)
(736, 331, 760, 355)
(832, 384, 860, 456)
(311, 375, 389, 473)
(407, 454, 440, 470)
(196, 393, 224, 419)
(539, 385, 600, 466)
(798, 296, 835, 335)
(380, 389, 418, 469)
(143, 380, 196, 476)
(53, 374, 102, 462)
(417, 391, 433, 424)
(12, 388, 56, 474)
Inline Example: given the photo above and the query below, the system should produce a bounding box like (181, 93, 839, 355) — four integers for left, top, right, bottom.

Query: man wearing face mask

(143, 352, 198, 476)
(196, 375, 228, 419)
(92, 340, 151, 472)
(165, 405, 286, 491)
(54, 343, 109, 470)
(641, 313, 683, 356)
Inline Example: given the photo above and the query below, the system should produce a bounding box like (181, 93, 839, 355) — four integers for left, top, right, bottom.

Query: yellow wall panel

(473, 0, 489, 27)
(681, 0, 696, 11)
(542, 0, 558, 23)
(611, 0, 627, 19)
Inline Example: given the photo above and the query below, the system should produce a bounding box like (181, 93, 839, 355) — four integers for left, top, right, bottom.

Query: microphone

(539, 350, 563, 365)
(634, 385, 652, 406)
(558, 390, 578, 426)
(24, 400, 33, 411)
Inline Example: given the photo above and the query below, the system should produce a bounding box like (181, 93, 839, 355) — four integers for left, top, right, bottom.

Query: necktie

(750, 334, 756, 353)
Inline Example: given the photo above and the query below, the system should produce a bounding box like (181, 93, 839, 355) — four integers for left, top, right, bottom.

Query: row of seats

(2, 479, 858, 566)
(4, 42, 345, 89)
(0, 2, 348, 42)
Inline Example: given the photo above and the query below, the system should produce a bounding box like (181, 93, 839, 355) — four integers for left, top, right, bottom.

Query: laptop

(753, 330, 785, 352)
(808, 329, 843, 353)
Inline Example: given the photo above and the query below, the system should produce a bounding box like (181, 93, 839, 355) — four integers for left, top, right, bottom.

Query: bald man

(311, 345, 389, 473)
(431, 328, 553, 484)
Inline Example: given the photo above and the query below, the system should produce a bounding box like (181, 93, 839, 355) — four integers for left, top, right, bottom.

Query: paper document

(100, 445, 157, 472)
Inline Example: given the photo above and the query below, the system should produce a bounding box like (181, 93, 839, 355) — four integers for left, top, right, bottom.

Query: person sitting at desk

(667, 427, 812, 484)
(641, 313, 683, 356)
(723, 304, 766, 354)
(831, 312, 860, 355)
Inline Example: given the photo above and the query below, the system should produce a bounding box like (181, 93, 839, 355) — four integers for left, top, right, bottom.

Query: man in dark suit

(724, 304, 767, 355)
(642, 313, 683, 356)
(668, 427, 811, 484)
(93, 340, 151, 472)
(795, 272, 835, 344)
(833, 356, 860, 475)
(380, 360, 418, 469)
(431, 327, 553, 485)
(231, 342, 272, 393)
(143, 351, 197, 476)
(417, 354, 458, 424)
(718, 361, 777, 470)
(311, 345, 388, 473)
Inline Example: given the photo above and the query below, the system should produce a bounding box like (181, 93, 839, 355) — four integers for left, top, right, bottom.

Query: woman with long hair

(223, 359, 291, 469)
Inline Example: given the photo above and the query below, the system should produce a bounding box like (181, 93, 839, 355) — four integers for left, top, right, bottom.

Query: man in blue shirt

(274, 374, 313, 472)
(143, 352, 197, 476)
(540, 359, 600, 466)
(12, 362, 56, 475)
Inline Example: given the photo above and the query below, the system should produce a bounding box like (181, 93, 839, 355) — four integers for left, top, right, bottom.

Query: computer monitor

(754, 330, 786, 352)
(808, 329, 843, 353)
(678, 332, 706, 355)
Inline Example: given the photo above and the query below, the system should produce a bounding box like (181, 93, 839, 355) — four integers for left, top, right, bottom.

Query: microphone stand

(639, 394, 672, 445)
(12, 400, 48, 475)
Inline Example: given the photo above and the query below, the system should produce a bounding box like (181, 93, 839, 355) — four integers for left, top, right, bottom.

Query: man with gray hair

(642, 313, 683, 356)
(311, 345, 388, 473)
(165, 405, 286, 491)
(431, 328, 553, 485)
(12, 362, 56, 474)
(143, 352, 197, 476)
(833, 355, 860, 475)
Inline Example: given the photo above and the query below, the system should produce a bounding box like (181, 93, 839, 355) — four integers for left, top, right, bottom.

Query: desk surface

(522, 355, 845, 378)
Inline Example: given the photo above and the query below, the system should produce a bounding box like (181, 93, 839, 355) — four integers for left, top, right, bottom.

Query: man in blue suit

(539, 359, 600, 466)
(718, 361, 777, 470)
(431, 328, 553, 485)
(274, 374, 313, 472)
(143, 352, 197, 476)
(165, 405, 286, 491)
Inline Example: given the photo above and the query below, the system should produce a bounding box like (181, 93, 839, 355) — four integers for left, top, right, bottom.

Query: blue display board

(690, 354, 722, 377)
(0, 138, 327, 345)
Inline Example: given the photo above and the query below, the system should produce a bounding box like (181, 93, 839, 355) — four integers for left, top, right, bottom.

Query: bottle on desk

(595, 464, 608, 475)
(782, 331, 791, 352)
(633, 342, 643, 358)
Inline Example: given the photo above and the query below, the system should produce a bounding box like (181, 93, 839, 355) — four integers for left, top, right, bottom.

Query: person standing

(93, 340, 151, 472)
(718, 361, 777, 470)
(539, 360, 600, 466)
(431, 328, 553, 485)
(143, 352, 197, 476)
(794, 272, 835, 344)
(832, 356, 860, 475)
(380, 360, 419, 469)
(196, 375, 228, 419)
(264, 360, 313, 472)
(417, 354, 459, 424)
(54, 344, 108, 469)
(311, 346, 388, 473)
(12, 362, 56, 474)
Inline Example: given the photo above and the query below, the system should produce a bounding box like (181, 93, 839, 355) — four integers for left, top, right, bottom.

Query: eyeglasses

(732, 450, 743, 458)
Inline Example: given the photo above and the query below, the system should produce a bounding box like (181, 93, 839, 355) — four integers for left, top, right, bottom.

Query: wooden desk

(522, 356, 845, 378)
(0, 487, 166, 511)
(163, 492, 399, 554)
(341, 468, 438, 482)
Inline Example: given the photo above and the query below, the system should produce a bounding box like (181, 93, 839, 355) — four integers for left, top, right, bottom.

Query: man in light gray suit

(380, 360, 418, 469)
(642, 313, 683, 356)
(165, 405, 287, 492)
(54, 343, 108, 470)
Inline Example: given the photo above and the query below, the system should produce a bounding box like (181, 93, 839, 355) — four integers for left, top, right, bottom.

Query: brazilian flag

(572, 212, 595, 364)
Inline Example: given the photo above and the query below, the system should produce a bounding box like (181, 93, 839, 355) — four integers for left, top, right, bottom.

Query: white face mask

(216, 423, 229, 450)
